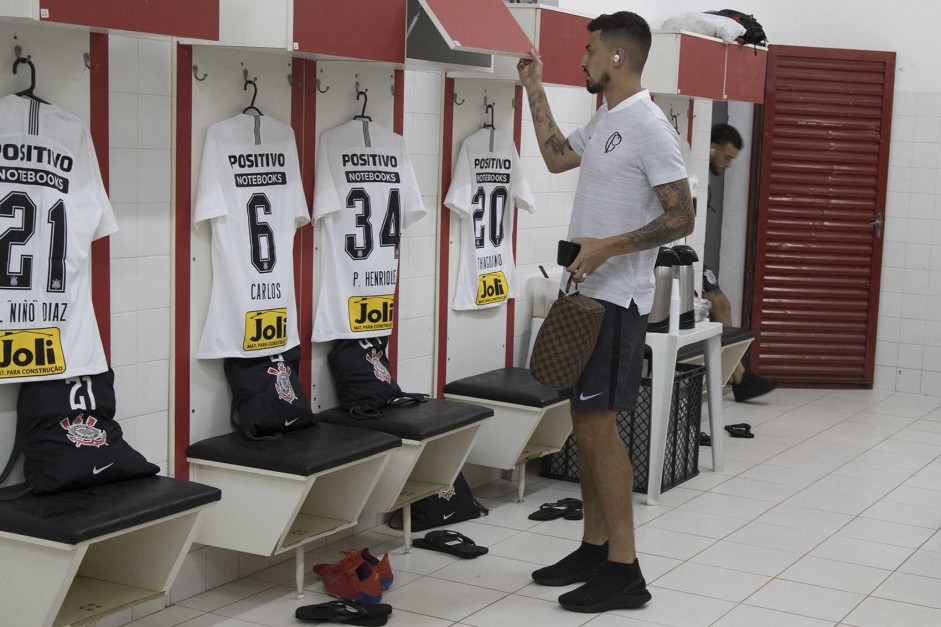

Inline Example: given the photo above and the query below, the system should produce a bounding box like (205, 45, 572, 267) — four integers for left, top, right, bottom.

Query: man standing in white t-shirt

(518, 12, 694, 613)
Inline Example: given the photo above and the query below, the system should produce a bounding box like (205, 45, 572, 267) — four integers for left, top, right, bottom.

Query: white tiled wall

(876, 90, 941, 395)
(107, 35, 173, 473)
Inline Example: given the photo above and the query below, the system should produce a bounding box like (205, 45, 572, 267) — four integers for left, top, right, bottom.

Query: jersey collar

(606, 89, 651, 114)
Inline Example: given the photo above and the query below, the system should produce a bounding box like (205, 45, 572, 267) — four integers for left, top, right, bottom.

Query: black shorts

(570, 299, 648, 413)
(702, 264, 720, 293)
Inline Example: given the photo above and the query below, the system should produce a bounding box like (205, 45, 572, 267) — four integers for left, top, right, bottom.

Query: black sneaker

(558, 559, 651, 613)
(532, 542, 607, 586)
(732, 371, 777, 402)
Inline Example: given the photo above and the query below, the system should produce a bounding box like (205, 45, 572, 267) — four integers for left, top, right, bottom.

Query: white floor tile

(726, 522, 831, 554)
(475, 499, 543, 530)
(709, 477, 801, 502)
(757, 504, 854, 534)
(642, 487, 701, 508)
(176, 615, 262, 627)
(679, 492, 773, 520)
(675, 472, 734, 491)
(381, 576, 506, 622)
(462, 594, 593, 627)
(645, 508, 748, 539)
(501, 485, 585, 506)
(630, 504, 672, 527)
(428, 518, 522, 548)
(529, 516, 590, 541)
(636, 553, 683, 583)
(473, 480, 520, 500)
(843, 597, 941, 627)
(810, 536, 915, 570)
(581, 614, 666, 627)
(872, 571, 941, 609)
(746, 579, 864, 622)
(899, 550, 941, 579)
(780, 555, 891, 595)
(853, 450, 932, 472)
(212, 586, 332, 627)
(712, 604, 837, 627)
(873, 438, 941, 460)
(382, 609, 454, 627)
(177, 578, 278, 612)
(433, 554, 539, 592)
(738, 464, 828, 488)
(830, 460, 916, 485)
(691, 540, 801, 576)
(784, 489, 880, 516)
(610, 587, 735, 627)
(652, 562, 769, 603)
(370, 539, 462, 575)
(632, 527, 716, 560)
(125, 605, 203, 627)
(860, 500, 941, 529)
(836, 517, 935, 549)
(487, 531, 580, 565)
(515, 581, 582, 603)
(809, 475, 898, 500)
(882, 485, 941, 509)
(867, 393, 941, 418)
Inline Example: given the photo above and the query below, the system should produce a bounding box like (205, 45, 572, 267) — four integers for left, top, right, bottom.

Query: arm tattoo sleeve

(528, 88, 570, 158)
(615, 179, 695, 253)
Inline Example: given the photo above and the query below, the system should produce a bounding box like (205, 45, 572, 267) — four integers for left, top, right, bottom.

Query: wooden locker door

(750, 45, 895, 387)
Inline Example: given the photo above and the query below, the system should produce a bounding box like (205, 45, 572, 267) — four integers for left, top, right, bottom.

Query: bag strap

(388, 393, 430, 408)
(350, 406, 385, 420)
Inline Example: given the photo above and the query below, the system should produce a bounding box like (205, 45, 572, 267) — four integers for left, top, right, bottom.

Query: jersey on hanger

(0, 95, 117, 383)
(312, 120, 425, 341)
(194, 114, 309, 359)
(444, 128, 535, 310)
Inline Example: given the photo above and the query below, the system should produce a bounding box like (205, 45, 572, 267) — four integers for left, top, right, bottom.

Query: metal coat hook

(317, 69, 329, 93)
(453, 93, 465, 105)
(354, 73, 361, 94)
(193, 65, 208, 81)
(669, 106, 679, 134)
(83, 52, 99, 70)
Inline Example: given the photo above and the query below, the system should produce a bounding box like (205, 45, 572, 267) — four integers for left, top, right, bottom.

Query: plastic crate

(539, 362, 705, 494)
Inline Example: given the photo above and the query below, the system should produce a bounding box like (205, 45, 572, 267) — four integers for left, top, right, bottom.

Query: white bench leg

(403, 504, 412, 554)
(517, 461, 526, 503)
(295, 545, 305, 598)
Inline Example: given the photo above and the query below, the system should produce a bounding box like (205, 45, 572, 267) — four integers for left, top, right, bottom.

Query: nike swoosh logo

(442, 512, 455, 520)
(92, 463, 114, 475)
(284, 418, 299, 427)
(579, 392, 603, 401)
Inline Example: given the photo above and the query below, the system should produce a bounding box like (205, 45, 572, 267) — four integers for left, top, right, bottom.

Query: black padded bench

(318, 398, 492, 550)
(0, 476, 220, 627)
(443, 368, 571, 502)
(187, 422, 401, 596)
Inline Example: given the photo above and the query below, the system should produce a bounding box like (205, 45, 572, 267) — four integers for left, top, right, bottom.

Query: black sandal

(528, 498, 583, 521)
(725, 423, 754, 439)
(413, 530, 489, 559)
(296, 599, 392, 625)
(699, 432, 711, 446)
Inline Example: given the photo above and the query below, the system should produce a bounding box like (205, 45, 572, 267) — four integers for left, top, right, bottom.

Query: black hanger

(353, 87, 371, 122)
(12, 53, 49, 104)
(242, 70, 262, 116)
(483, 103, 495, 129)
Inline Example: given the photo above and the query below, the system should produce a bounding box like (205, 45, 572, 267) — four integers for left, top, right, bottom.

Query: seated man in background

(703, 123, 777, 402)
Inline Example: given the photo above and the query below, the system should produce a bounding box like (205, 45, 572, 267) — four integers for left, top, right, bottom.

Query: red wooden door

(750, 45, 895, 387)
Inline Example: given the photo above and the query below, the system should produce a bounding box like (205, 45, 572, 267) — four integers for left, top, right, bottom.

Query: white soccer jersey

(444, 128, 535, 310)
(194, 114, 309, 358)
(0, 95, 117, 383)
(312, 120, 425, 341)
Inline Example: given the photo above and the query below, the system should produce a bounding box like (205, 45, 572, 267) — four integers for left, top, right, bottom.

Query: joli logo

(0, 328, 66, 379)
(243, 308, 288, 351)
(348, 295, 395, 332)
(476, 271, 508, 306)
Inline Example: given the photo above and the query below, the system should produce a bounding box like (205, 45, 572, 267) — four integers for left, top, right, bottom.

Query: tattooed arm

(517, 50, 581, 173)
(566, 178, 695, 280)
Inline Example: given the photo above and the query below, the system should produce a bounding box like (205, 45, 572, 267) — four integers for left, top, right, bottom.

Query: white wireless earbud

(613, 54, 621, 62)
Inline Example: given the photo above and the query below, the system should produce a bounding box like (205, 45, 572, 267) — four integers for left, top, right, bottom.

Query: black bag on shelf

(328, 337, 428, 419)
(706, 9, 768, 46)
(387, 473, 488, 532)
(15, 369, 159, 496)
(224, 346, 316, 440)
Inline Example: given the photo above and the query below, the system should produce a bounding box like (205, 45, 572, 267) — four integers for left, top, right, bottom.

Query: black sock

(602, 559, 641, 580)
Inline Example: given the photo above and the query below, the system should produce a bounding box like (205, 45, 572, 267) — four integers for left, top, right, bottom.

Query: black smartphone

(557, 240, 581, 267)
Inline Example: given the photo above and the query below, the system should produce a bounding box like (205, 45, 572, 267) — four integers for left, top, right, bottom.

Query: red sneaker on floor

(320, 561, 383, 604)
(313, 548, 394, 589)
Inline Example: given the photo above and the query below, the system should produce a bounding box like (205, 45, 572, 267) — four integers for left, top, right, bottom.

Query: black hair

(711, 123, 743, 150)
(586, 12, 652, 73)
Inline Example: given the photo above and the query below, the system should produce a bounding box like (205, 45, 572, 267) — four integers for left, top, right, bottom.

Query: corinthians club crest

(60, 415, 108, 448)
(365, 349, 392, 384)
(267, 361, 298, 404)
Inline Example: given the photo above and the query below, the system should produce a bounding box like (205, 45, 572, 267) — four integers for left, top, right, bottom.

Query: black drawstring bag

(13, 369, 159, 496)
(328, 337, 428, 419)
(224, 346, 316, 440)
(388, 473, 488, 532)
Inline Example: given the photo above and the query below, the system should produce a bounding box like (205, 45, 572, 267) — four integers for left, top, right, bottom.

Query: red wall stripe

(89, 32, 110, 363)
(291, 59, 315, 395)
(435, 78, 455, 398)
(173, 44, 193, 480)
(506, 85, 523, 368)
(40, 0, 219, 40)
(389, 69, 405, 379)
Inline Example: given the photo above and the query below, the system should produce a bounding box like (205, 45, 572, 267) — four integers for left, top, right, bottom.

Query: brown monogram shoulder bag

(529, 275, 605, 389)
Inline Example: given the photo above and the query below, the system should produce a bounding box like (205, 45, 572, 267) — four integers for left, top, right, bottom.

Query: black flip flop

(699, 432, 711, 446)
(528, 498, 583, 521)
(725, 424, 754, 438)
(296, 600, 392, 625)
(413, 530, 489, 559)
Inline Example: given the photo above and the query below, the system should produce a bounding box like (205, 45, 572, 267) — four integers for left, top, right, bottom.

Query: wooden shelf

(56, 577, 162, 627)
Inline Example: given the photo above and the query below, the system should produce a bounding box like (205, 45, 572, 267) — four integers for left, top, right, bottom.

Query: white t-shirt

(566, 90, 688, 314)
(312, 120, 425, 341)
(444, 128, 535, 310)
(194, 114, 309, 358)
(0, 95, 117, 383)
